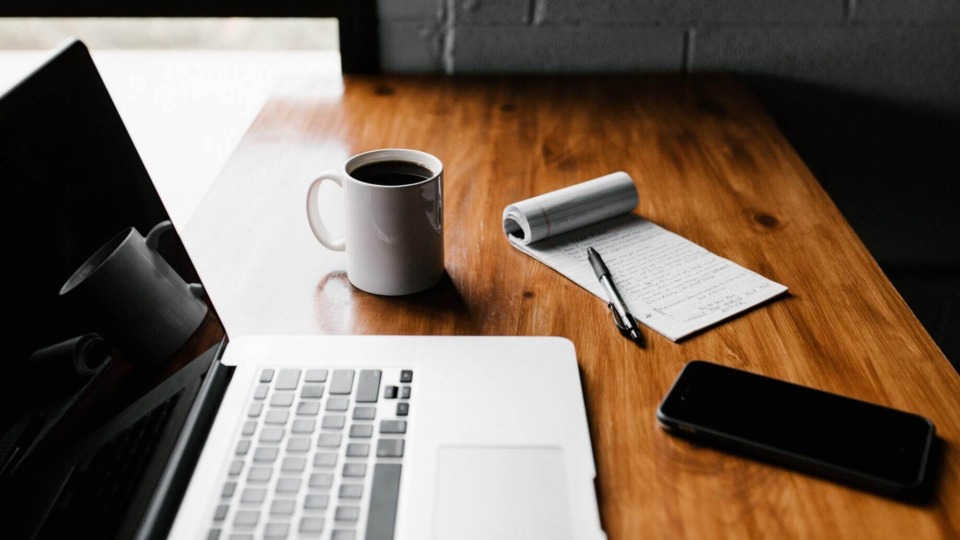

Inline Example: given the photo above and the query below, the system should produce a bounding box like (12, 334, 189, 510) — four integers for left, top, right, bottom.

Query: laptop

(0, 40, 605, 540)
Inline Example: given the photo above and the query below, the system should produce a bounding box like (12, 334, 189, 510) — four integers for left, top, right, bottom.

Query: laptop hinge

(135, 338, 233, 540)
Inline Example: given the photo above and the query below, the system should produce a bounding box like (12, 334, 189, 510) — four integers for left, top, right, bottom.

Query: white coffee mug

(59, 221, 208, 367)
(306, 149, 444, 296)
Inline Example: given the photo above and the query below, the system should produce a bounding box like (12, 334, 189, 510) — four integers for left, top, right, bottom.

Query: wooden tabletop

(185, 71, 960, 539)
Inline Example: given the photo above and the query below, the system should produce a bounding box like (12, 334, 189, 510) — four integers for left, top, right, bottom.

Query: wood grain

(185, 73, 960, 539)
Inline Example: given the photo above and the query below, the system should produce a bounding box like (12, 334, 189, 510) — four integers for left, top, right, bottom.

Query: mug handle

(306, 170, 346, 251)
(188, 283, 205, 298)
(145, 220, 174, 251)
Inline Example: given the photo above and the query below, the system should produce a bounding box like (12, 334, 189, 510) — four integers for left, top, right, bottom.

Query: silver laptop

(1, 40, 604, 540)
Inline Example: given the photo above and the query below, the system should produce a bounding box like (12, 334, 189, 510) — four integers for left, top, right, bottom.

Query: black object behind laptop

(0, 41, 232, 539)
(657, 360, 936, 498)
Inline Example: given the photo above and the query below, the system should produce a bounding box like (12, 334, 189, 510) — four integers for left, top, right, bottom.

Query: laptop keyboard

(209, 368, 412, 540)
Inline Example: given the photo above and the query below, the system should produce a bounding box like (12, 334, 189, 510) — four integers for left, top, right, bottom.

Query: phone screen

(657, 361, 935, 492)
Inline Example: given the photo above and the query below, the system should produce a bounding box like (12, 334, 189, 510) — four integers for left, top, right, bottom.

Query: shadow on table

(744, 75, 960, 372)
(378, 272, 473, 321)
(314, 271, 474, 334)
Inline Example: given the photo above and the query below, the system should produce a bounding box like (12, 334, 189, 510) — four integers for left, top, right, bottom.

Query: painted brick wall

(377, 0, 960, 117)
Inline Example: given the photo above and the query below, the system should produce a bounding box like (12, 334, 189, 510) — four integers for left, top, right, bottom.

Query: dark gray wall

(378, 0, 960, 118)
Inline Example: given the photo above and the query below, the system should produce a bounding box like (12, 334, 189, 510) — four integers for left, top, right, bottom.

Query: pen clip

(608, 303, 629, 332)
(608, 303, 641, 336)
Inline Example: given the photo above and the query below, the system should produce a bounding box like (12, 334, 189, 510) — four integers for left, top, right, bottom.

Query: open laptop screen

(0, 40, 227, 538)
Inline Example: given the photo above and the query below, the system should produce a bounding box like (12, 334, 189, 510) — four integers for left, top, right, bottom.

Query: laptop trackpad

(435, 446, 573, 540)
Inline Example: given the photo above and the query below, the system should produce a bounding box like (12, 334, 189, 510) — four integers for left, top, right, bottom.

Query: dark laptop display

(0, 41, 230, 539)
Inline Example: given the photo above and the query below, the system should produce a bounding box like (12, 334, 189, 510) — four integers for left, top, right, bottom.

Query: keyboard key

(383, 386, 398, 399)
(330, 370, 355, 394)
(353, 407, 376, 420)
(304, 494, 330, 510)
(339, 483, 363, 499)
(297, 401, 321, 416)
(350, 424, 373, 438)
(379, 420, 407, 434)
(332, 530, 356, 540)
(241, 421, 256, 436)
(275, 369, 301, 390)
(259, 369, 274, 383)
(241, 488, 266, 504)
(366, 463, 402, 540)
(270, 393, 294, 407)
(376, 439, 405, 458)
(400, 386, 411, 399)
(343, 463, 367, 477)
(228, 534, 252, 540)
(270, 499, 295, 515)
(208, 528, 221, 540)
(248, 402, 264, 417)
(335, 506, 359, 522)
(264, 522, 290, 539)
(346, 443, 370, 457)
(292, 419, 317, 434)
(299, 517, 325, 534)
(309, 472, 334, 488)
(317, 433, 342, 447)
(396, 402, 409, 416)
(234, 510, 259, 527)
(236, 440, 251, 455)
(214, 504, 228, 521)
(254, 447, 279, 462)
(265, 410, 289, 425)
(222, 481, 237, 497)
(322, 415, 345, 430)
(314, 452, 338, 468)
(305, 369, 328, 382)
(356, 370, 382, 402)
(254, 384, 269, 399)
(326, 397, 349, 411)
(276, 477, 302, 493)
(282, 457, 307, 473)
(259, 428, 284, 443)
(301, 385, 324, 399)
(248, 467, 272, 483)
(229, 460, 243, 476)
(287, 437, 311, 452)
(399, 370, 413, 383)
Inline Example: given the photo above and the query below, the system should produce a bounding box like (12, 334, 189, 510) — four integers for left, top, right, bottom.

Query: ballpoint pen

(587, 247, 644, 345)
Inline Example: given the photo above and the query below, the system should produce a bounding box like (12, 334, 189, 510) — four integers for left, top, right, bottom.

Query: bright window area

(0, 17, 338, 50)
(0, 18, 342, 225)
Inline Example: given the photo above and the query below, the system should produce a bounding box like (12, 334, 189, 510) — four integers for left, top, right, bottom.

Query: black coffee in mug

(351, 160, 434, 186)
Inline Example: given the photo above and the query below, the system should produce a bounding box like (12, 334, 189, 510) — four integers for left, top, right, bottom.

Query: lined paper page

(509, 214, 787, 341)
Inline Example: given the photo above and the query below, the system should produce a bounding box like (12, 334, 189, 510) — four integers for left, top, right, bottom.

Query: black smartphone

(657, 360, 936, 497)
